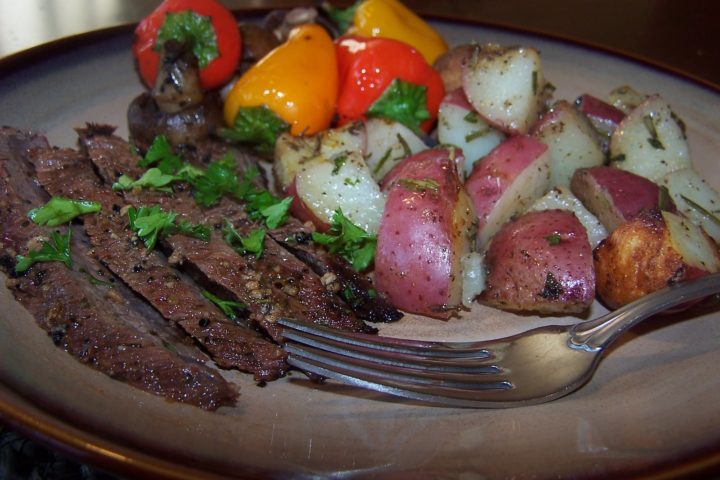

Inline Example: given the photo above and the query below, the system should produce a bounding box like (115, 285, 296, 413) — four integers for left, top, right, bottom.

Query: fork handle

(569, 272, 720, 351)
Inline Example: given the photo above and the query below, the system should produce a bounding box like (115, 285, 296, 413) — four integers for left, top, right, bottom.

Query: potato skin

(433, 44, 474, 93)
(594, 209, 707, 309)
(480, 209, 595, 314)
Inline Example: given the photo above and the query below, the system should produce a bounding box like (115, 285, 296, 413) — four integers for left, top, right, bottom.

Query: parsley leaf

(15, 229, 73, 273)
(155, 11, 219, 69)
(113, 168, 177, 193)
(138, 135, 183, 173)
(312, 209, 376, 271)
(223, 220, 266, 258)
(221, 105, 290, 155)
(27, 197, 101, 227)
(253, 195, 292, 229)
(127, 205, 209, 251)
(192, 154, 246, 207)
(202, 290, 245, 320)
(545, 233, 562, 245)
(367, 79, 430, 134)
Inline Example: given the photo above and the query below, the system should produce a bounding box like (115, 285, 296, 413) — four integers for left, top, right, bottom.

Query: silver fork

(278, 272, 720, 408)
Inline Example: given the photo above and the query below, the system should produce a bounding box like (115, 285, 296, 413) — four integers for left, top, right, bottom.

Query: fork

(278, 272, 720, 408)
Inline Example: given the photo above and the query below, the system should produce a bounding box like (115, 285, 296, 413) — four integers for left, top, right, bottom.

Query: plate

(1, 18, 720, 480)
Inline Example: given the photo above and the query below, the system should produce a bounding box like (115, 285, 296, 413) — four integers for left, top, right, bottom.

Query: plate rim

(1, 14, 720, 480)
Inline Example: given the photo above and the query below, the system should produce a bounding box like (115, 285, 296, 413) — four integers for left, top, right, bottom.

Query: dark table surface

(0, 1, 718, 478)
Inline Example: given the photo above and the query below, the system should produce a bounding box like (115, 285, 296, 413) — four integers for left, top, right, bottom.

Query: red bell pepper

(133, 0, 241, 90)
(335, 35, 445, 133)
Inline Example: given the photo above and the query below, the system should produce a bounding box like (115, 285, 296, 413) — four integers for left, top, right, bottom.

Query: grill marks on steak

(28, 145, 288, 381)
(77, 127, 376, 336)
(0, 128, 237, 410)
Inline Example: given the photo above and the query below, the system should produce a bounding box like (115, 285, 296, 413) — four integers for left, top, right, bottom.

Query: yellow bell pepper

(223, 24, 338, 136)
(348, 0, 448, 65)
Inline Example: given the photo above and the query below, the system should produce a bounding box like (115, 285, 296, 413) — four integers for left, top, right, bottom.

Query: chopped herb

(221, 105, 290, 155)
(15, 229, 72, 273)
(463, 111, 479, 123)
(658, 186, 673, 211)
(367, 79, 430, 134)
(155, 10, 218, 69)
(372, 148, 393, 176)
(312, 209, 377, 271)
(465, 128, 490, 143)
(322, 0, 359, 32)
(202, 290, 245, 320)
(127, 205, 210, 251)
(681, 194, 720, 227)
(344, 177, 361, 186)
(610, 153, 626, 163)
(398, 177, 440, 194)
(545, 233, 562, 245)
(341, 285, 362, 309)
(246, 193, 292, 229)
(222, 220, 266, 259)
(138, 135, 183, 174)
(28, 197, 101, 227)
(532, 70, 538, 96)
(332, 154, 347, 175)
(643, 114, 665, 150)
(539, 272, 564, 300)
(191, 154, 246, 207)
(113, 168, 177, 193)
(396, 133, 412, 157)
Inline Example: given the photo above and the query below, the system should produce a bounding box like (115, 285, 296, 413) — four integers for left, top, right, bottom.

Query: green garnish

(372, 148, 393, 176)
(610, 153, 626, 163)
(138, 135, 182, 173)
(15, 229, 72, 273)
(398, 177, 440, 194)
(681, 194, 720, 227)
(192, 154, 247, 207)
(545, 233, 562, 245)
(396, 133, 412, 157)
(367, 79, 430, 134)
(113, 168, 177, 193)
(463, 111, 479, 123)
(331, 154, 347, 175)
(465, 128, 491, 143)
(312, 209, 376, 271)
(155, 10, 218, 69)
(27, 197, 101, 227)
(221, 105, 290, 155)
(344, 177, 361, 186)
(79, 268, 114, 288)
(223, 220, 266, 259)
(643, 114, 665, 150)
(127, 205, 210, 251)
(322, 0, 359, 33)
(202, 290, 245, 320)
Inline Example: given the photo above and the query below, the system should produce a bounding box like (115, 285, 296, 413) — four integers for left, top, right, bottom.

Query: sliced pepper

(133, 0, 241, 90)
(335, 35, 445, 133)
(330, 0, 448, 65)
(223, 24, 338, 138)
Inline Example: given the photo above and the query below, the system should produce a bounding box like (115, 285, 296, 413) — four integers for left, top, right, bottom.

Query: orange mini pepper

(223, 24, 338, 137)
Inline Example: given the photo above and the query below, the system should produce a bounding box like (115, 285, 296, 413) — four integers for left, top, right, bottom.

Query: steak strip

(78, 127, 375, 337)
(28, 144, 288, 381)
(0, 128, 237, 410)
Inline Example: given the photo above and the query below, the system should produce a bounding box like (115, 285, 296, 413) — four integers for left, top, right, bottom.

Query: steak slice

(28, 145, 288, 381)
(0, 128, 237, 410)
(78, 127, 376, 336)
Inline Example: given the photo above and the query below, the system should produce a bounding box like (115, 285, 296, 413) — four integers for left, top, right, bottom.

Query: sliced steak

(0, 128, 237, 410)
(27, 145, 288, 381)
(78, 128, 375, 336)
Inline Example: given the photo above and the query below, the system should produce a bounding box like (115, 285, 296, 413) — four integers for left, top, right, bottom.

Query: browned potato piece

(433, 44, 474, 92)
(594, 209, 720, 309)
(480, 209, 595, 314)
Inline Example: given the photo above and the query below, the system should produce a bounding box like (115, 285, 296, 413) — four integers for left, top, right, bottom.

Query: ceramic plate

(1, 17, 720, 480)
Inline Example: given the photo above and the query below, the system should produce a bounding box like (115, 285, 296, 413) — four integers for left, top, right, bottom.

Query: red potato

(462, 44, 546, 135)
(594, 209, 720, 309)
(480, 209, 595, 314)
(437, 88, 506, 177)
(432, 44, 474, 92)
(375, 147, 476, 319)
(570, 166, 664, 232)
(364, 118, 428, 181)
(465, 135, 551, 249)
(294, 151, 385, 234)
(609, 94, 691, 182)
(531, 100, 605, 188)
(575, 93, 626, 141)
